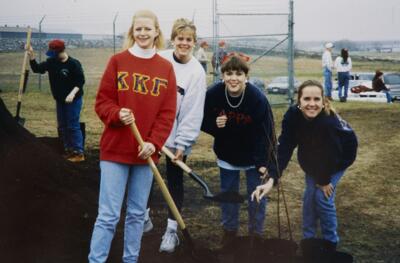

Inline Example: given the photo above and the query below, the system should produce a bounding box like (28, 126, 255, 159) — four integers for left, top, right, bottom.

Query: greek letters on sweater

(95, 50, 177, 165)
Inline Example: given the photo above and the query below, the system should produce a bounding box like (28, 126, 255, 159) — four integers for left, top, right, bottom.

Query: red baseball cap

(46, 39, 65, 58)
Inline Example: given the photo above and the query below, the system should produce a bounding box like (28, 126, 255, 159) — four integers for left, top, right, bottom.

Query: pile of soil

(0, 97, 305, 263)
(0, 98, 98, 262)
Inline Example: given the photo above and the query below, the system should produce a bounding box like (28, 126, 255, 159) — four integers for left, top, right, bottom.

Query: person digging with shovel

(252, 80, 358, 262)
(27, 39, 85, 162)
(144, 18, 207, 254)
(201, 54, 278, 249)
(88, 10, 177, 263)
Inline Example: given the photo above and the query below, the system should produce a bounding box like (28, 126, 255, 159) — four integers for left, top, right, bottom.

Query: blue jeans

(56, 96, 84, 153)
(302, 170, 345, 244)
(220, 167, 267, 235)
(338, 72, 350, 98)
(88, 161, 153, 263)
(323, 68, 333, 97)
(383, 90, 393, 103)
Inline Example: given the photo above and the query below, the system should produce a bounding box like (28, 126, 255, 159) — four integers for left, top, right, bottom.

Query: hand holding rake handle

(162, 146, 244, 203)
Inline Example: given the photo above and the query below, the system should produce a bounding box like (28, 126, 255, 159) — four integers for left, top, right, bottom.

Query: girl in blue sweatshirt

(202, 55, 277, 246)
(252, 80, 358, 251)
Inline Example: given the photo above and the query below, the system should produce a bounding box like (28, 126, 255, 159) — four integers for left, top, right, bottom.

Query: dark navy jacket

(201, 82, 278, 179)
(274, 105, 358, 185)
(30, 56, 85, 102)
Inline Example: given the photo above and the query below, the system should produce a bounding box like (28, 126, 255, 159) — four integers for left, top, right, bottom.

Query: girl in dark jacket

(372, 70, 393, 103)
(202, 54, 277, 246)
(252, 80, 358, 250)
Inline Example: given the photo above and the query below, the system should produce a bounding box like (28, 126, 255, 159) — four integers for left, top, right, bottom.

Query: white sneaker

(143, 217, 153, 233)
(159, 229, 180, 253)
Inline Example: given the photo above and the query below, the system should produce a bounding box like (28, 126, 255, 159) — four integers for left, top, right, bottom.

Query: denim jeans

(337, 72, 350, 98)
(383, 90, 393, 103)
(56, 96, 84, 153)
(323, 67, 333, 97)
(302, 170, 345, 244)
(219, 167, 267, 235)
(88, 161, 153, 263)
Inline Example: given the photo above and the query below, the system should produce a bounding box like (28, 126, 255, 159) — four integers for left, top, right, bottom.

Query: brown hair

(373, 70, 383, 80)
(170, 18, 197, 42)
(123, 10, 164, 50)
(297, 80, 335, 115)
(221, 55, 249, 75)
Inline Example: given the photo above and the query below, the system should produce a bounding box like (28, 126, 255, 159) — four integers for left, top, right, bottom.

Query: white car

(266, 76, 300, 94)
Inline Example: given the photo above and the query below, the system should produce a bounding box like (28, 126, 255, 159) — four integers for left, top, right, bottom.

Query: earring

(297, 105, 302, 110)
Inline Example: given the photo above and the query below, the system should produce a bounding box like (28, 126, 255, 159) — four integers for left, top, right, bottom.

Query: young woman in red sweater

(88, 10, 177, 263)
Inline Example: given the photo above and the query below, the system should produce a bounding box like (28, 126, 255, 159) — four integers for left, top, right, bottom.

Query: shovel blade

(15, 116, 25, 126)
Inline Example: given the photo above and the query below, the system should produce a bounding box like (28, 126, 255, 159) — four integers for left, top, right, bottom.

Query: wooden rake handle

(129, 120, 187, 230)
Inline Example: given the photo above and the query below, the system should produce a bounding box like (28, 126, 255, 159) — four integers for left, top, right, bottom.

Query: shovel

(15, 27, 32, 126)
(162, 146, 244, 203)
(129, 120, 217, 262)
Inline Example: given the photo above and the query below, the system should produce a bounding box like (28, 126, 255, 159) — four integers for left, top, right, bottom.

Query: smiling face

(133, 17, 159, 49)
(172, 29, 195, 63)
(298, 85, 324, 119)
(223, 70, 247, 96)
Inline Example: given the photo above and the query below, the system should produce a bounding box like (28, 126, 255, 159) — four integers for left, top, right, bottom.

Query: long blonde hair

(123, 10, 165, 50)
(297, 80, 335, 115)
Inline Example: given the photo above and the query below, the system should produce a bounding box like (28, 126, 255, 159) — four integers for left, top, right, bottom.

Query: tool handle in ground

(18, 27, 32, 103)
(129, 121, 187, 231)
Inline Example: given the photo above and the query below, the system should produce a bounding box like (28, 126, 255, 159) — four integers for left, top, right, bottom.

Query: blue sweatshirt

(274, 105, 358, 185)
(201, 82, 278, 178)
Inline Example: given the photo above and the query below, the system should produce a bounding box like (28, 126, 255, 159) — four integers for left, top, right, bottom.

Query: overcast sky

(0, 0, 399, 41)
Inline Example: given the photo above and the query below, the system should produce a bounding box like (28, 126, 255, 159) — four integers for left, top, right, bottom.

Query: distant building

(0, 25, 82, 40)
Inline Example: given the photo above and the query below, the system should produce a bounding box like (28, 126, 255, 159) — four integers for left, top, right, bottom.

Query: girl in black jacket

(202, 54, 277, 246)
(252, 80, 358, 250)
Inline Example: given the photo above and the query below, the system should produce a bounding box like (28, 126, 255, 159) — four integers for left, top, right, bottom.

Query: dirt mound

(0, 98, 98, 262)
(0, 97, 298, 263)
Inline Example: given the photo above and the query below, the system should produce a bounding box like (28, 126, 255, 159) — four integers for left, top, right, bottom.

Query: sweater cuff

(317, 176, 331, 186)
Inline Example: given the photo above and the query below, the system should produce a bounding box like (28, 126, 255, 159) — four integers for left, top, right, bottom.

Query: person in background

(195, 40, 209, 73)
(27, 39, 85, 162)
(212, 40, 228, 78)
(252, 80, 358, 259)
(88, 10, 176, 263)
(372, 70, 393, 103)
(334, 48, 352, 102)
(322, 42, 334, 101)
(151, 18, 207, 253)
(202, 54, 277, 248)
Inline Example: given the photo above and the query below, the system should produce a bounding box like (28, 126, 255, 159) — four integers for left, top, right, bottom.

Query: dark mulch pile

(0, 97, 320, 263)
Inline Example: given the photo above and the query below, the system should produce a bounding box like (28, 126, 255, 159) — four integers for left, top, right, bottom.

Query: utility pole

(113, 12, 119, 54)
(38, 15, 46, 91)
(287, 0, 294, 105)
(212, 0, 219, 82)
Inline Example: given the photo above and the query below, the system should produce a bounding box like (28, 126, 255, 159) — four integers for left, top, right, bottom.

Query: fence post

(113, 12, 119, 54)
(38, 15, 46, 91)
(287, 0, 295, 105)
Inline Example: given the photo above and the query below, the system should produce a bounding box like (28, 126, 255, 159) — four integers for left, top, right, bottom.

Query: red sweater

(95, 50, 177, 164)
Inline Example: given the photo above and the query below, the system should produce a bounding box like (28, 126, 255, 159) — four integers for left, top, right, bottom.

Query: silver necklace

(225, 87, 245, 108)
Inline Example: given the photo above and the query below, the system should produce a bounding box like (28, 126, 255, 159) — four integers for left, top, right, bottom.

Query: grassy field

(1, 48, 400, 262)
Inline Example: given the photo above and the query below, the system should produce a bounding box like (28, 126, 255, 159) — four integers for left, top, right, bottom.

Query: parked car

(384, 73, 400, 101)
(248, 77, 266, 93)
(334, 72, 374, 90)
(266, 76, 300, 94)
